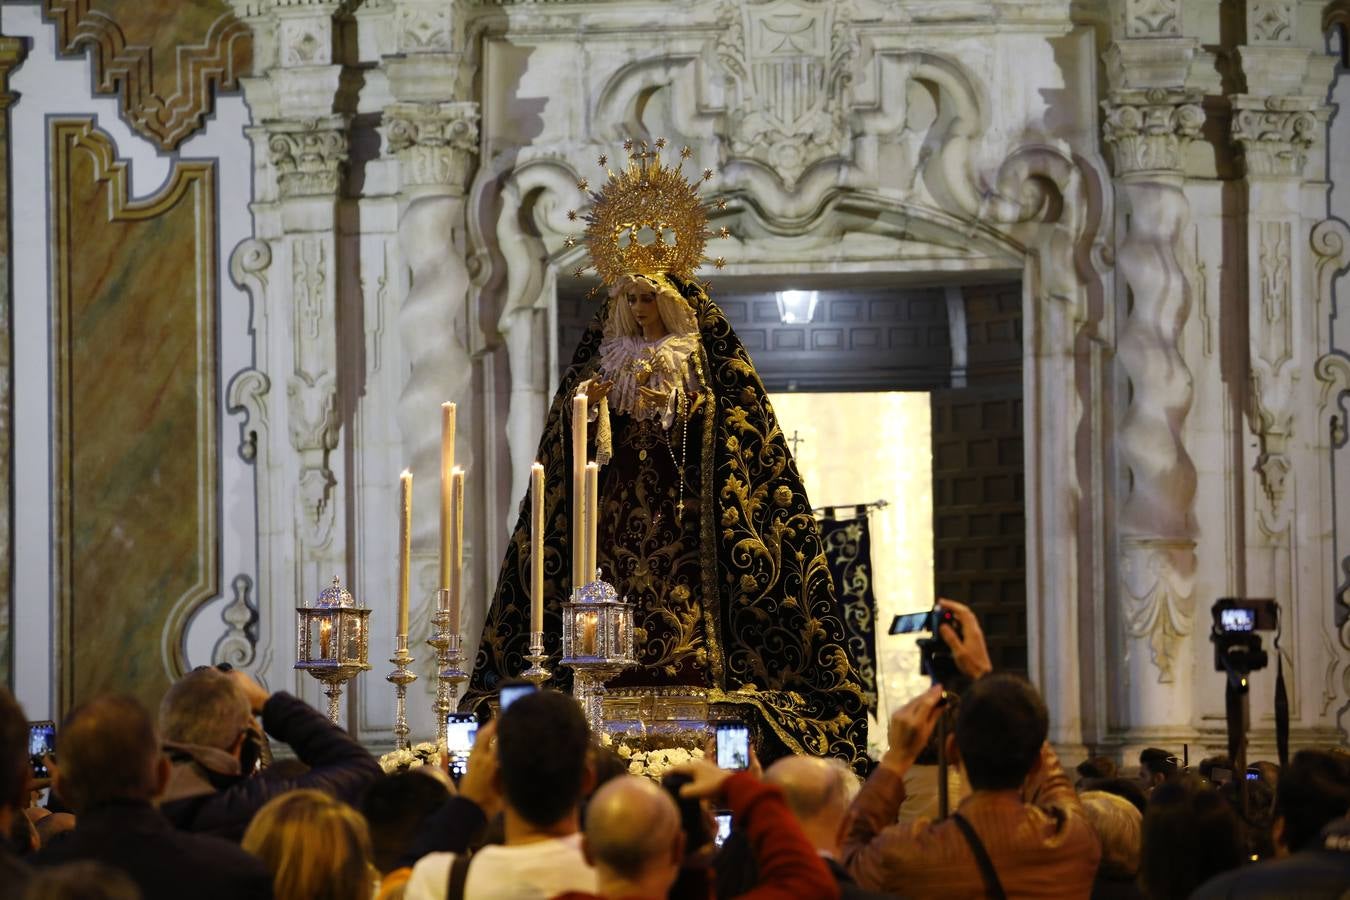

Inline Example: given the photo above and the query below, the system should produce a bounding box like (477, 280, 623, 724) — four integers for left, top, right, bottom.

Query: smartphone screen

(28, 721, 55, 778)
(889, 611, 930, 635)
(499, 683, 536, 712)
(446, 714, 477, 754)
(714, 812, 733, 847)
(716, 724, 750, 770)
(446, 713, 477, 778)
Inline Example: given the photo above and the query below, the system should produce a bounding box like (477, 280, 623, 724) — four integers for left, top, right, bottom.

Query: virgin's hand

(581, 378, 613, 406)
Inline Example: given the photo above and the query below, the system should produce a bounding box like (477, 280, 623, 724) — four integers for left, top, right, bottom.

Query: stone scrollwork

(383, 101, 480, 191)
(1250, 220, 1297, 508)
(1315, 354, 1350, 448)
(227, 369, 271, 463)
(1232, 98, 1319, 178)
(709, 0, 860, 186)
(267, 118, 349, 198)
(398, 2, 453, 52)
(212, 574, 259, 669)
(1248, 0, 1295, 44)
(1101, 89, 1204, 177)
(1123, 0, 1182, 37)
(278, 17, 331, 66)
(287, 371, 339, 544)
(1313, 217, 1350, 449)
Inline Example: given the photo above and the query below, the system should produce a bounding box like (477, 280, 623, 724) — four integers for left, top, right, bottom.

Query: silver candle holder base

(569, 661, 632, 737)
(440, 633, 470, 715)
(386, 636, 417, 750)
(520, 630, 552, 686)
(427, 595, 460, 746)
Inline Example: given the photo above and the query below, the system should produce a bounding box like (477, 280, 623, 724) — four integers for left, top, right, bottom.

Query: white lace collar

(597, 332, 701, 428)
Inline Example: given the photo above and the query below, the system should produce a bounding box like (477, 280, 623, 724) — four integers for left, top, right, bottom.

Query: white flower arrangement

(614, 742, 705, 780)
(378, 741, 444, 774)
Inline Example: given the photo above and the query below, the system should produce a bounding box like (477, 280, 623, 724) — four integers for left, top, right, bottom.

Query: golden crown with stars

(566, 138, 731, 290)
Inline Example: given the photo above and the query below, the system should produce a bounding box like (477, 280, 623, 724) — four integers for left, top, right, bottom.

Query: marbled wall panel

(43, 0, 251, 151)
(51, 118, 218, 713)
(0, 37, 23, 688)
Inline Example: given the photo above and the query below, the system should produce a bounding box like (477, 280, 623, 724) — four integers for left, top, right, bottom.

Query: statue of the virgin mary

(467, 141, 867, 766)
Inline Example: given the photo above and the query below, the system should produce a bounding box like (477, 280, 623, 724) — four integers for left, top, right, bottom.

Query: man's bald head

(764, 755, 857, 856)
(765, 755, 854, 819)
(584, 775, 682, 881)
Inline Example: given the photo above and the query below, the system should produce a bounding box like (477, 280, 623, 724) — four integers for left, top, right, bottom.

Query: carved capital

(382, 101, 479, 191)
(1102, 89, 1204, 177)
(266, 118, 349, 197)
(1232, 97, 1321, 178)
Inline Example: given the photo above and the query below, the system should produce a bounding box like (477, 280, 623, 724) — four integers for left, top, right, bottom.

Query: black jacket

(31, 800, 272, 900)
(159, 691, 381, 842)
(0, 841, 29, 900)
(1191, 817, 1350, 900)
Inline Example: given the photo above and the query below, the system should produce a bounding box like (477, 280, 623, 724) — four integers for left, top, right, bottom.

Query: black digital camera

(889, 605, 963, 685)
(1210, 598, 1278, 677)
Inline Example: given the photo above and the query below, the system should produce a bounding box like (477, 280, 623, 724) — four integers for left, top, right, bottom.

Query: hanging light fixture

(775, 289, 819, 324)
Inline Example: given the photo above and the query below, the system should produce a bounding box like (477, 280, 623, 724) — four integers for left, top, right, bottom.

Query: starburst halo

(566, 139, 730, 289)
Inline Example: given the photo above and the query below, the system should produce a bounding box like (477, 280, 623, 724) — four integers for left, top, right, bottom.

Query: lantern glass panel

(341, 615, 364, 663)
(309, 614, 337, 661)
(578, 610, 599, 657)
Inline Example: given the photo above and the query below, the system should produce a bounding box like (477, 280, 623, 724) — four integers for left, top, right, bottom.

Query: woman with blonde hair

(242, 789, 376, 900)
(1080, 789, 1144, 899)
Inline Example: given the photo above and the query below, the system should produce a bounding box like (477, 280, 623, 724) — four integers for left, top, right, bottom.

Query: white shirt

(403, 833, 597, 900)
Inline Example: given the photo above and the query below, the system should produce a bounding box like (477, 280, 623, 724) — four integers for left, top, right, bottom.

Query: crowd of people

(2, 599, 1347, 900)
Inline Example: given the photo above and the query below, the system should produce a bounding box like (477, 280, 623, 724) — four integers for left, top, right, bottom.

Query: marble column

(226, 0, 355, 702)
(0, 34, 24, 684)
(1228, 0, 1343, 748)
(1102, 32, 1205, 739)
(381, 0, 482, 724)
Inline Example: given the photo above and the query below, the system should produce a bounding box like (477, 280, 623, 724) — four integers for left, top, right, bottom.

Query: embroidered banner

(818, 507, 878, 716)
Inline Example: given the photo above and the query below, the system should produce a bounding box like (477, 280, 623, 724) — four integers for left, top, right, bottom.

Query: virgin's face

(626, 284, 666, 338)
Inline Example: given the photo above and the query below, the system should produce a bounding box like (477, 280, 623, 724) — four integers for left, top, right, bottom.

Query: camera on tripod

(889, 605, 963, 685)
(1211, 597, 1278, 681)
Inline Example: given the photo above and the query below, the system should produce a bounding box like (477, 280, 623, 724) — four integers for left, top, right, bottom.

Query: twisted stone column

(383, 91, 479, 730)
(1104, 88, 1202, 698)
